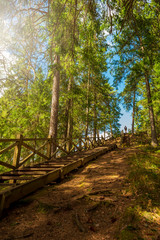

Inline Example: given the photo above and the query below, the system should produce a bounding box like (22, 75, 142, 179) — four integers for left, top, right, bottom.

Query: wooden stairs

(0, 144, 117, 215)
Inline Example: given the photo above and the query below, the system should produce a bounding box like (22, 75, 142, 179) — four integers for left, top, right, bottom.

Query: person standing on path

(124, 126, 127, 133)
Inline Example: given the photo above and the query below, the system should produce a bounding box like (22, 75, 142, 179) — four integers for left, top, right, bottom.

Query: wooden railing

(0, 135, 109, 172)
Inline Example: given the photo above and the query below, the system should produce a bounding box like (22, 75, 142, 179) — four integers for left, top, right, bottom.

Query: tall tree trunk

(49, 54, 60, 153)
(85, 69, 90, 138)
(97, 129, 99, 139)
(93, 89, 97, 142)
(132, 90, 135, 134)
(106, 100, 113, 137)
(66, 76, 73, 152)
(66, 0, 77, 151)
(131, 23, 158, 146)
(145, 74, 158, 147)
(136, 33, 158, 146)
(66, 100, 73, 151)
(109, 123, 113, 137)
(48, 0, 60, 154)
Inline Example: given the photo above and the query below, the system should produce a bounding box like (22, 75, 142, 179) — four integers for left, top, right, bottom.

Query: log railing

(0, 135, 109, 172)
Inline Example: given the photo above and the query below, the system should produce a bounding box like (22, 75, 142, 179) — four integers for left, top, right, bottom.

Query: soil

(0, 146, 159, 240)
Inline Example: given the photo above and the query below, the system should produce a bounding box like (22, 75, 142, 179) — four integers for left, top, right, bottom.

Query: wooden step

(38, 164, 65, 168)
(0, 144, 117, 216)
(0, 183, 19, 186)
(6, 171, 46, 176)
(0, 176, 36, 180)
(21, 167, 59, 171)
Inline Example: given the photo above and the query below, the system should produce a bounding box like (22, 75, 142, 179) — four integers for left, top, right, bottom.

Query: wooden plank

(0, 145, 117, 215)
(0, 176, 35, 180)
(0, 183, 19, 186)
(20, 167, 57, 171)
(47, 135, 52, 158)
(13, 134, 23, 168)
(62, 160, 82, 176)
(50, 141, 69, 158)
(71, 141, 81, 151)
(51, 140, 68, 153)
(18, 152, 34, 167)
(0, 142, 17, 155)
(17, 169, 52, 173)
(0, 161, 16, 170)
(38, 164, 65, 167)
(81, 154, 97, 165)
(22, 138, 48, 141)
(0, 139, 18, 142)
(88, 138, 96, 148)
(0, 169, 61, 212)
(22, 142, 49, 161)
(19, 141, 48, 168)
(3, 171, 46, 175)
(48, 159, 73, 163)
(69, 145, 76, 153)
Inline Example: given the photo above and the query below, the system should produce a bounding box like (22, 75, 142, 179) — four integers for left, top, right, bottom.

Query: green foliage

(0, 0, 121, 143)
(128, 150, 160, 208)
(117, 145, 160, 240)
(127, 147, 160, 223)
(110, 0, 160, 139)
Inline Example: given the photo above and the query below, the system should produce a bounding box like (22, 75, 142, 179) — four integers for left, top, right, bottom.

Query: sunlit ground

(124, 147, 160, 240)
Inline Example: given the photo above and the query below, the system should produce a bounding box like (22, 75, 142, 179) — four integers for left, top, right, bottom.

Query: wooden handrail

(0, 134, 108, 172)
(0, 160, 16, 170)
(22, 142, 49, 161)
(0, 142, 17, 155)
(18, 141, 48, 168)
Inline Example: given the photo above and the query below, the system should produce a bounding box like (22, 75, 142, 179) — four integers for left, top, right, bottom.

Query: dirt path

(0, 146, 138, 240)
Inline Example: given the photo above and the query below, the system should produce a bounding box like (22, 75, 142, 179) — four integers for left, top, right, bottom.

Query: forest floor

(0, 143, 160, 240)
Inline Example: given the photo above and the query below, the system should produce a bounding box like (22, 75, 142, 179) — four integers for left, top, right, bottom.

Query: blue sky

(105, 35, 132, 131)
(119, 105, 132, 131)
(107, 69, 132, 131)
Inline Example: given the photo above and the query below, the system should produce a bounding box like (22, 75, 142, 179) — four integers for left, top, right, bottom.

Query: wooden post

(87, 137, 90, 149)
(10, 134, 23, 184)
(32, 137, 36, 165)
(84, 137, 87, 150)
(93, 138, 96, 147)
(47, 135, 52, 159)
(96, 137, 99, 146)
(91, 139, 94, 149)
(66, 138, 70, 153)
(79, 138, 82, 151)
(13, 134, 23, 169)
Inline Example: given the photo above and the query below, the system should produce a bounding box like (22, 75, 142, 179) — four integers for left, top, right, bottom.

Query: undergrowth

(117, 146, 160, 240)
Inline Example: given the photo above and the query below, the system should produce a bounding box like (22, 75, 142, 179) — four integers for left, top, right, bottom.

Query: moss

(36, 201, 54, 213)
(119, 226, 144, 240)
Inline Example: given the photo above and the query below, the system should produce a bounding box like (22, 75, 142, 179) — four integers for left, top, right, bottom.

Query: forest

(0, 1, 160, 239)
(0, 0, 159, 147)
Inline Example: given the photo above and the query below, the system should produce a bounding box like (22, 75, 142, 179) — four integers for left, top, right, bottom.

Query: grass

(128, 151, 160, 208)
(35, 201, 54, 214)
(117, 146, 160, 240)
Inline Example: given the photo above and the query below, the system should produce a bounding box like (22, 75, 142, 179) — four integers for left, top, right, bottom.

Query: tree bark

(66, 76, 73, 152)
(66, 0, 77, 151)
(145, 74, 158, 147)
(132, 90, 135, 134)
(106, 99, 113, 137)
(49, 54, 60, 153)
(131, 21, 158, 146)
(85, 69, 90, 138)
(109, 122, 113, 137)
(93, 89, 97, 142)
